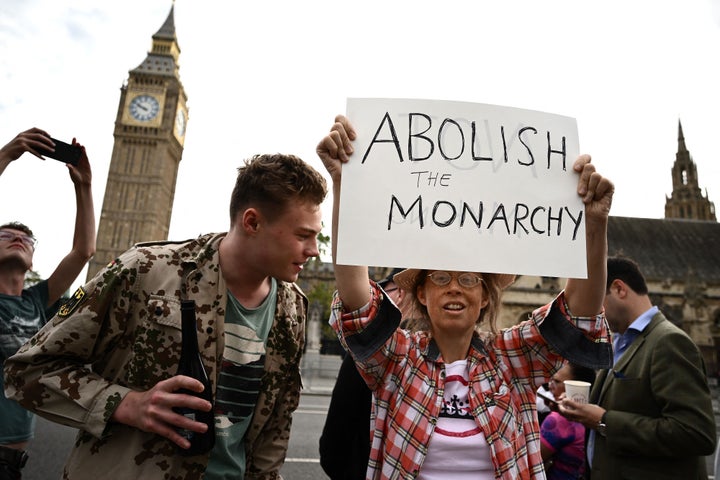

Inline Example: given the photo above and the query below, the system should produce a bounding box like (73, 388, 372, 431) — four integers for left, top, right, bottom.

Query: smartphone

(537, 391, 556, 405)
(37, 137, 81, 166)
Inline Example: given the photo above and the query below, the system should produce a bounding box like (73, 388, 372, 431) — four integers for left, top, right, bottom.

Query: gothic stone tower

(664, 121, 716, 221)
(87, 5, 189, 279)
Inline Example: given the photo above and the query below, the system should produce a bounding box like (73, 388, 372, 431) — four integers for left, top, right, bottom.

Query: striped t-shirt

(204, 279, 277, 478)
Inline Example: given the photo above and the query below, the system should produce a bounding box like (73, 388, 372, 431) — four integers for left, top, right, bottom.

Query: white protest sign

(337, 98, 587, 279)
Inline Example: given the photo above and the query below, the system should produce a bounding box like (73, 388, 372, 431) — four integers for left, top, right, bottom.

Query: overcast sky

(1, 0, 719, 288)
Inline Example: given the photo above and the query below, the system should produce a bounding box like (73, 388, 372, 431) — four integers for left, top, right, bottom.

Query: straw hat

(393, 268, 516, 292)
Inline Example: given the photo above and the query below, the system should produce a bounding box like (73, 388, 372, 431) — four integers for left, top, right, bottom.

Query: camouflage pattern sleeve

(3, 250, 141, 439)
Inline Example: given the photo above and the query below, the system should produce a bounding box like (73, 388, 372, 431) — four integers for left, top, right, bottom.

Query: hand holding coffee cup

(564, 380, 591, 404)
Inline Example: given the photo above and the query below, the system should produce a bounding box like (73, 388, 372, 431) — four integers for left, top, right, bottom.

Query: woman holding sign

(317, 114, 614, 480)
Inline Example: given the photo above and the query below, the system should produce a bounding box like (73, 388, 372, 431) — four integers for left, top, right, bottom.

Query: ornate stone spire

(664, 120, 716, 221)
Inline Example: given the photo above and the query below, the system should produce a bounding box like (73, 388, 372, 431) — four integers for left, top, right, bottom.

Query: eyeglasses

(0, 230, 37, 248)
(427, 271, 484, 288)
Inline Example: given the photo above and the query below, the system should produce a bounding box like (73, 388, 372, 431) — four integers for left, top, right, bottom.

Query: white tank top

(418, 359, 494, 480)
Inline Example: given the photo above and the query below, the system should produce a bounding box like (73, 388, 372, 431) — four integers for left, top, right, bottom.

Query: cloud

(710, 0, 720, 27)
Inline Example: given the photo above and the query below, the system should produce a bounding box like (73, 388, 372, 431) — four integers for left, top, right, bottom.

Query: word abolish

(361, 112, 568, 170)
(388, 194, 583, 240)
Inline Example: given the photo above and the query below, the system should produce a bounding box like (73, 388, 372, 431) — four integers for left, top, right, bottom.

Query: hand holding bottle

(110, 375, 212, 450)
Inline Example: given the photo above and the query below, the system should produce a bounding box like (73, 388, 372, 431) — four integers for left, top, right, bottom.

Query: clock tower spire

(87, 4, 189, 279)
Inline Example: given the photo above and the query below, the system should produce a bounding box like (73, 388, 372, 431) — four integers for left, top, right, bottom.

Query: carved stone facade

(498, 248, 720, 375)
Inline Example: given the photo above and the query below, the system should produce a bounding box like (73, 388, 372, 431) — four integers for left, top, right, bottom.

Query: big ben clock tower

(87, 4, 189, 279)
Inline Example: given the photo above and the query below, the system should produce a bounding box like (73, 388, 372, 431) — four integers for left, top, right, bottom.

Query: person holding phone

(540, 362, 596, 480)
(0, 128, 95, 480)
(0, 127, 80, 175)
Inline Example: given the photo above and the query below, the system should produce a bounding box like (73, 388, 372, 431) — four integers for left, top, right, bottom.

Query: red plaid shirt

(330, 283, 610, 480)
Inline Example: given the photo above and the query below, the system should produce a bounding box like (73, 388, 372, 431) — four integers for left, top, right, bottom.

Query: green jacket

(589, 311, 716, 480)
(4, 233, 307, 479)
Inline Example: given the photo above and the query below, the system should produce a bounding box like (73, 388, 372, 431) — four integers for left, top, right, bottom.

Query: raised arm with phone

(0, 128, 80, 173)
(35, 137, 82, 166)
(0, 127, 95, 478)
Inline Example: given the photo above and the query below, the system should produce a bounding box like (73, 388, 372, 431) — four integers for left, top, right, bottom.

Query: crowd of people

(0, 113, 717, 480)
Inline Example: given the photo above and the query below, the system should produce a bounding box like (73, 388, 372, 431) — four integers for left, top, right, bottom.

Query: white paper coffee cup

(564, 380, 591, 404)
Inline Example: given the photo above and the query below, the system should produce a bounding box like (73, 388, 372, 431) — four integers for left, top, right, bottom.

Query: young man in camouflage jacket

(4, 154, 327, 480)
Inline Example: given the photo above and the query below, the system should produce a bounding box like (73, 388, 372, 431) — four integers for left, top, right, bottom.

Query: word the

(410, 170, 453, 187)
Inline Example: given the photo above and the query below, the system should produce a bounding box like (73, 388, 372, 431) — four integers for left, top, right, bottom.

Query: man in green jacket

(4, 153, 327, 479)
(560, 255, 716, 480)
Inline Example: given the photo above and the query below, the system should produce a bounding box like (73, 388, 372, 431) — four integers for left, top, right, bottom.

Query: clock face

(129, 94, 160, 122)
(175, 109, 187, 137)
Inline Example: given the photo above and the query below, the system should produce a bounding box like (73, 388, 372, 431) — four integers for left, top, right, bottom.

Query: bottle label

(178, 412, 197, 440)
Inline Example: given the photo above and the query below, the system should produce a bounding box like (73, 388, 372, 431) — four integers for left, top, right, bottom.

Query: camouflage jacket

(4, 233, 307, 480)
